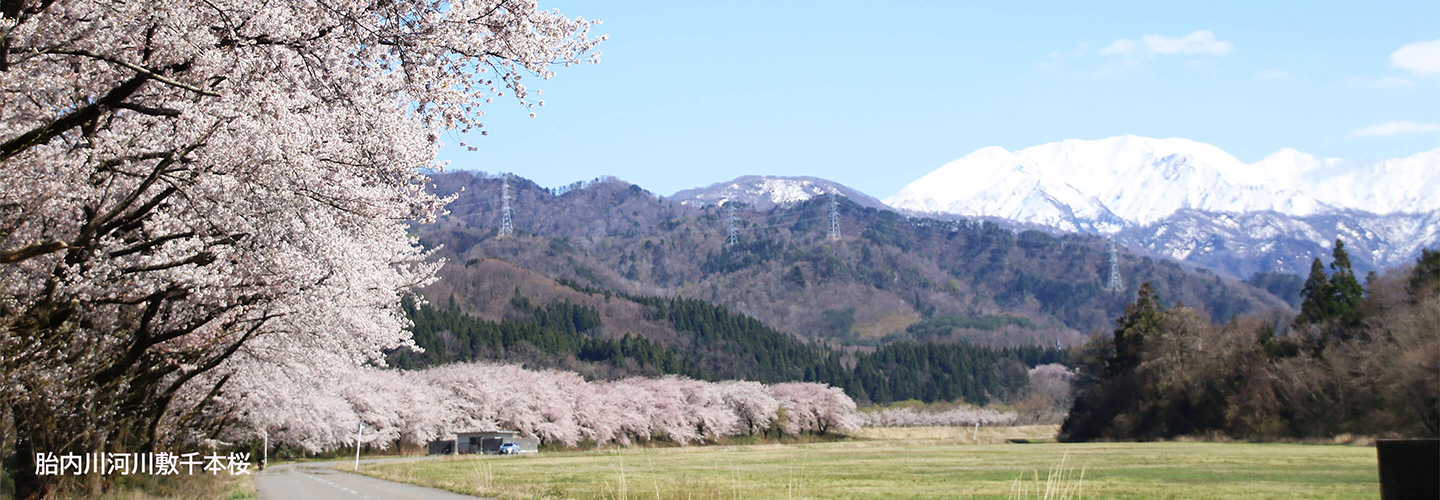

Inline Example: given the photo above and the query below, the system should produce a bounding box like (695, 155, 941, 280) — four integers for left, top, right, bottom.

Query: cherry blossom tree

(716, 380, 780, 436)
(623, 375, 705, 444)
(215, 363, 862, 453)
(860, 406, 1018, 428)
(0, 0, 602, 496)
(767, 382, 862, 436)
(594, 378, 658, 445)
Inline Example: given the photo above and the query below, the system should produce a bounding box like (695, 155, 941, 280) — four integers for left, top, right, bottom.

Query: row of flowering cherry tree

(215, 362, 861, 452)
(1, 0, 603, 497)
(860, 406, 1018, 428)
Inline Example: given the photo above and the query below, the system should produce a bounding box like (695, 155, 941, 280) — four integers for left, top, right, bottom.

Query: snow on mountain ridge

(670, 175, 891, 212)
(886, 135, 1439, 232)
(672, 176, 835, 208)
(1115, 209, 1440, 278)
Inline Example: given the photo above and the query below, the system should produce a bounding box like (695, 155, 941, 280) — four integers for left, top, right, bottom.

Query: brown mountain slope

(423, 256, 685, 345)
(415, 171, 1292, 348)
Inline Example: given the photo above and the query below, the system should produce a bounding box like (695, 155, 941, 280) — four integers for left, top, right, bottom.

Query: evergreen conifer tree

(784, 265, 807, 288)
(1408, 248, 1440, 296)
(1111, 282, 1164, 376)
(1298, 257, 1334, 325)
(1060, 282, 1163, 441)
(1328, 239, 1364, 328)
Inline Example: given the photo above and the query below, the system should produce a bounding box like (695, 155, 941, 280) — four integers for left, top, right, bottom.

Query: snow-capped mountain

(1116, 209, 1440, 278)
(885, 135, 1439, 276)
(671, 175, 890, 211)
(885, 135, 1440, 232)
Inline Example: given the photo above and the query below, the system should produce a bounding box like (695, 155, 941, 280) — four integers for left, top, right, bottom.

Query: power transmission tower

(1106, 238, 1124, 292)
(828, 193, 841, 241)
(498, 176, 513, 237)
(725, 205, 739, 247)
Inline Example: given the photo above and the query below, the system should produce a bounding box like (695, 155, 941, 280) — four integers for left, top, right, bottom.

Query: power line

(711, 195, 843, 247)
(725, 213, 830, 232)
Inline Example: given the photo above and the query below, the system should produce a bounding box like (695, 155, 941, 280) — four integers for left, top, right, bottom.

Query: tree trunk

(1, 403, 11, 498)
(88, 428, 106, 496)
(12, 411, 53, 500)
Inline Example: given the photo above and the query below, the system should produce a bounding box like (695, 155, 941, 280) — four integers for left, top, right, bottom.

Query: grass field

(46, 473, 255, 500)
(354, 426, 1380, 500)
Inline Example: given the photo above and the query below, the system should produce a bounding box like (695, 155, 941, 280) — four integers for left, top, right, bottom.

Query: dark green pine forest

(392, 295, 700, 378)
(393, 287, 1062, 405)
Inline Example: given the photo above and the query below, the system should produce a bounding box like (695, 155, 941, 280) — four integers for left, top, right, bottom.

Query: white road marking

(299, 470, 374, 499)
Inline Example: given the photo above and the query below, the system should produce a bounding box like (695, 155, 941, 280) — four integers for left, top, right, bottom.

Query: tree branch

(91, 290, 170, 388)
(120, 251, 214, 274)
(112, 102, 182, 117)
(40, 49, 218, 97)
(0, 241, 68, 263)
(0, 73, 148, 162)
(143, 316, 271, 451)
(109, 231, 196, 258)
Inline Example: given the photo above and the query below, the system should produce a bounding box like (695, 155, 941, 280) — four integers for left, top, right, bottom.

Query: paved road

(256, 457, 491, 500)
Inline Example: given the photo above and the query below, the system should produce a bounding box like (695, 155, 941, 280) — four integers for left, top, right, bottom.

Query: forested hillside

(1062, 244, 1438, 441)
(394, 263, 1062, 405)
(392, 296, 701, 379)
(415, 172, 1290, 347)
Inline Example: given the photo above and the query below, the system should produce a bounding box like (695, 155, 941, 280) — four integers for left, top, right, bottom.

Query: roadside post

(355, 422, 364, 471)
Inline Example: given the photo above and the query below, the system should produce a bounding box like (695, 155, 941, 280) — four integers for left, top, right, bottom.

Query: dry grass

(852, 312, 922, 339)
(357, 426, 1380, 499)
(48, 473, 255, 500)
(1007, 452, 1084, 500)
(851, 424, 1059, 444)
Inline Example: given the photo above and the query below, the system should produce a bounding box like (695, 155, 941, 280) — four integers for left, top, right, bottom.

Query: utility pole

(498, 176, 513, 237)
(1106, 238, 1125, 292)
(354, 421, 363, 471)
(726, 205, 739, 247)
(828, 193, 841, 241)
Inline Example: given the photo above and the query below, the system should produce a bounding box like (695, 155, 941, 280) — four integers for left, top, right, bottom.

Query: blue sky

(439, 0, 1439, 198)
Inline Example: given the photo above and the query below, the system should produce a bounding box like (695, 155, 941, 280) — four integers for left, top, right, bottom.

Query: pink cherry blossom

(217, 362, 861, 451)
(1, 1, 603, 493)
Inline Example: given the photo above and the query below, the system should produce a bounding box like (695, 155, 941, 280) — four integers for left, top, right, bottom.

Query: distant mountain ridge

(1115, 209, 1440, 279)
(416, 171, 1290, 349)
(880, 135, 1438, 277)
(670, 175, 891, 211)
(445, 133, 1435, 286)
(884, 135, 1440, 229)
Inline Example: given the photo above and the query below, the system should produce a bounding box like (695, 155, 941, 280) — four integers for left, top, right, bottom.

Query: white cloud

(1391, 38, 1440, 75)
(1035, 42, 1093, 70)
(1255, 69, 1291, 80)
(1344, 76, 1417, 88)
(1347, 120, 1440, 138)
(1101, 30, 1233, 57)
(1099, 39, 1137, 56)
(1144, 30, 1233, 55)
(1364, 76, 1415, 88)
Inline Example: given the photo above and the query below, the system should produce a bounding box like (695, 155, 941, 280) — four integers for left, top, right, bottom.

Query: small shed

(426, 440, 455, 455)
(428, 430, 539, 455)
